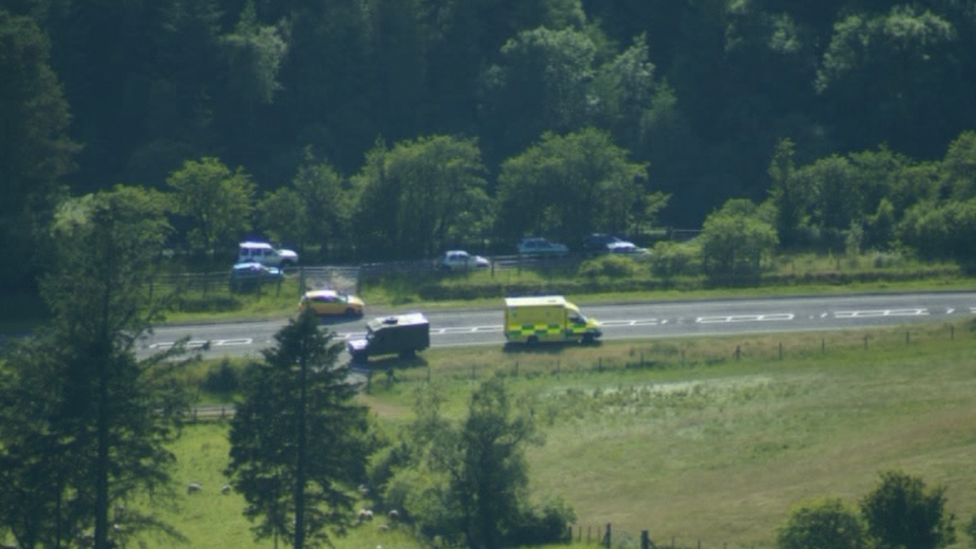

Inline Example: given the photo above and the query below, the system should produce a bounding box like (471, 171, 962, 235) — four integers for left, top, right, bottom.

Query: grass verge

(145, 319, 976, 549)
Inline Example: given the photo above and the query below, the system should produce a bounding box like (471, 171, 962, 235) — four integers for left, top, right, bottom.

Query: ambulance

(503, 296, 602, 345)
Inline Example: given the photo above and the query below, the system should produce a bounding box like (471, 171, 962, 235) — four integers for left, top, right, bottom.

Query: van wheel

(399, 349, 416, 359)
(344, 308, 357, 317)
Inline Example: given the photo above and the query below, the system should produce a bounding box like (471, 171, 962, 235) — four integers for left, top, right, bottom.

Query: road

(139, 291, 976, 359)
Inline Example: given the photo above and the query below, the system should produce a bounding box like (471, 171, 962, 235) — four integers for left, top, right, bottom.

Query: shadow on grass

(502, 340, 602, 355)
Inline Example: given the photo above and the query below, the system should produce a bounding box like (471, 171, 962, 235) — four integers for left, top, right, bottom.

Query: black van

(347, 313, 430, 363)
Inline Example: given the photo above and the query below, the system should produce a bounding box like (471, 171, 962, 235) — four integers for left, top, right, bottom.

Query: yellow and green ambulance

(504, 296, 602, 345)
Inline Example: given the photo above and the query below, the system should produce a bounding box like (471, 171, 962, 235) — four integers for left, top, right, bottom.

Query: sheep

(387, 509, 400, 521)
(221, 484, 232, 495)
(187, 482, 203, 494)
(357, 509, 374, 523)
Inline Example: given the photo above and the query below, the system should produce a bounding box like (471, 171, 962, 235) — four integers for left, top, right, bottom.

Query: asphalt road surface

(139, 291, 976, 359)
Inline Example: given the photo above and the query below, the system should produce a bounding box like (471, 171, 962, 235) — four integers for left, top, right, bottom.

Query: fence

(568, 524, 767, 549)
(363, 319, 970, 390)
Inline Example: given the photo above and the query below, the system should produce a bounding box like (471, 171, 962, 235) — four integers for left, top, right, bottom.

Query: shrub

(506, 496, 577, 546)
(650, 241, 701, 278)
(578, 255, 637, 278)
(201, 359, 241, 393)
(776, 498, 865, 549)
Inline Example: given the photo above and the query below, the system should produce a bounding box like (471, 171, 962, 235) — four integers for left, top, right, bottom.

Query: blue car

(229, 262, 284, 292)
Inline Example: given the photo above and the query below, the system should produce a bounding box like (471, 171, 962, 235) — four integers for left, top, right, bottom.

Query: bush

(505, 496, 577, 546)
(578, 255, 637, 278)
(650, 241, 701, 278)
(200, 359, 242, 393)
(776, 498, 865, 549)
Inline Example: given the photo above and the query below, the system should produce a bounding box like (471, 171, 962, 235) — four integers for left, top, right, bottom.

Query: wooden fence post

(604, 523, 611, 549)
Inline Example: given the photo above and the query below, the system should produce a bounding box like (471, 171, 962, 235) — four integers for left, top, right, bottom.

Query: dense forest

(3, 0, 976, 290)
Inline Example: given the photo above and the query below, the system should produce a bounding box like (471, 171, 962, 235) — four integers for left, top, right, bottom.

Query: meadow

(147, 318, 976, 549)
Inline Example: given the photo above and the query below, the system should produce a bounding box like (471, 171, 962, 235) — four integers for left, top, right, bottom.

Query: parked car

(299, 289, 365, 317)
(517, 237, 569, 256)
(438, 250, 490, 271)
(607, 241, 648, 255)
(237, 241, 299, 268)
(582, 233, 645, 255)
(229, 262, 284, 292)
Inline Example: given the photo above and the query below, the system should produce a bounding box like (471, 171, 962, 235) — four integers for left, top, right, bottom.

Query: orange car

(299, 290, 365, 317)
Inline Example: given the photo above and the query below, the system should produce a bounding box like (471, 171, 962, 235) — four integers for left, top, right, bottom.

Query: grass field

(141, 319, 976, 549)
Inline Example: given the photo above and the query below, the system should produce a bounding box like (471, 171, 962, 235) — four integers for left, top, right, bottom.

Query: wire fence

(567, 523, 768, 549)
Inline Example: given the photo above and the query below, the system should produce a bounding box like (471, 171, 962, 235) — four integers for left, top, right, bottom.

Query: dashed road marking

(834, 309, 928, 319)
(150, 338, 254, 350)
(697, 313, 795, 324)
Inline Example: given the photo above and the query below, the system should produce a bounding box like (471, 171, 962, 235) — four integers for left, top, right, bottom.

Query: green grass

(143, 320, 976, 549)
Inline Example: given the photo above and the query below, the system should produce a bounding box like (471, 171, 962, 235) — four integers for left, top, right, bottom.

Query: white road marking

(696, 313, 794, 324)
(601, 319, 659, 327)
(834, 309, 928, 318)
(150, 338, 254, 350)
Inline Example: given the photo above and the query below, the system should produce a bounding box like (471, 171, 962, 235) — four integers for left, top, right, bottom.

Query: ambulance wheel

(527, 336, 539, 346)
(582, 334, 596, 345)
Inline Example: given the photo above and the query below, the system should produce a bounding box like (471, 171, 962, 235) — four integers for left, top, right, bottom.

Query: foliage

(775, 498, 865, 549)
(496, 128, 648, 246)
(167, 157, 257, 259)
(0, 9, 78, 290)
(352, 135, 490, 259)
(201, 358, 242, 394)
(966, 514, 976, 549)
(897, 198, 976, 272)
(479, 26, 597, 161)
(578, 254, 638, 278)
(0, 187, 193, 549)
(649, 240, 701, 279)
(219, 1, 288, 109)
(699, 199, 778, 283)
(391, 376, 568, 549)
(225, 310, 370, 549)
(860, 470, 956, 549)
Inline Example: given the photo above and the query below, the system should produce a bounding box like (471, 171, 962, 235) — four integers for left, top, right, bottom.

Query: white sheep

(187, 482, 203, 494)
(221, 484, 232, 495)
(357, 509, 374, 523)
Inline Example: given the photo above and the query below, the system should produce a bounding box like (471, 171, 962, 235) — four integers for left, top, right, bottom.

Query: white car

(438, 250, 490, 271)
(237, 241, 299, 268)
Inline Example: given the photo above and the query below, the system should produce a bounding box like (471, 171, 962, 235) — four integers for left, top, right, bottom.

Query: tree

(495, 128, 647, 247)
(699, 198, 779, 283)
(860, 470, 956, 549)
(768, 138, 807, 248)
(479, 26, 597, 164)
(897, 198, 976, 272)
(166, 156, 256, 261)
(776, 498, 866, 549)
(397, 376, 569, 549)
(816, 7, 959, 158)
(0, 186, 192, 549)
(942, 131, 976, 200)
(0, 9, 78, 291)
(291, 150, 353, 259)
(352, 135, 489, 259)
(225, 309, 370, 549)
